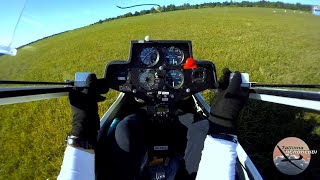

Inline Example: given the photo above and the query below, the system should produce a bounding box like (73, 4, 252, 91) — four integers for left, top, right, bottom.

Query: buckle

(210, 133, 238, 144)
(66, 135, 94, 149)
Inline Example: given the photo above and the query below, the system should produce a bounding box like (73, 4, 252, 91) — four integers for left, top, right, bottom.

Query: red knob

(183, 57, 197, 69)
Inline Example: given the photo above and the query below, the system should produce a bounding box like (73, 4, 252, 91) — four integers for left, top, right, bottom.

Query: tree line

(94, 1, 312, 24)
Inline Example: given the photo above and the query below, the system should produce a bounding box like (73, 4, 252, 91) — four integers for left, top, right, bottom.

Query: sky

(0, 0, 318, 48)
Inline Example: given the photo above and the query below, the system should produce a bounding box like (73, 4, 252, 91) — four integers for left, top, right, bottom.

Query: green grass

(0, 7, 319, 179)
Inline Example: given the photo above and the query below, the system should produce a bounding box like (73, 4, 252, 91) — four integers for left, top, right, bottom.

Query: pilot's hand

(69, 74, 107, 148)
(208, 68, 249, 135)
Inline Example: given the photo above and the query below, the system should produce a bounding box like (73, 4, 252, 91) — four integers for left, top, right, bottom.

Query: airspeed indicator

(139, 47, 159, 67)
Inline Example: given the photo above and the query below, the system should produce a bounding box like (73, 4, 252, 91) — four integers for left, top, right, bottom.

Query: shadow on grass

(238, 100, 320, 180)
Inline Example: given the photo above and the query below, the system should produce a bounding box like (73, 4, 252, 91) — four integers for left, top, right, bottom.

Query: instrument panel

(104, 40, 217, 117)
(133, 41, 191, 68)
(138, 46, 185, 67)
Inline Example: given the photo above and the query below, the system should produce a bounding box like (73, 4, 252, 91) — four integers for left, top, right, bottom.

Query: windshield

(0, 0, 319, 179)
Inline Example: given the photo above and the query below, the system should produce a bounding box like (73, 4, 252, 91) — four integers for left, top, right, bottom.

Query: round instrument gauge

(139, 71, 156, 90)
(192, 67, 207, 83)
(165, 46, 184, 65)
(165, 70, 184, 89)
(139, 47, 159, 67)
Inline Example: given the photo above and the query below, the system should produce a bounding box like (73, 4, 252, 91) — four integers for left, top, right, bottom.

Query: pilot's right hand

(208, 68, 249, 135)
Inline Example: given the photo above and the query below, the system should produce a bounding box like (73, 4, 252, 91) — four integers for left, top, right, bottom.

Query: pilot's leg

(111, 114, 147, 179)
(177, 114, 209, 179)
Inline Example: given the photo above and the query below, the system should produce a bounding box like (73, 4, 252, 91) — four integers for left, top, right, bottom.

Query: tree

(140, 10, 147, 15)
(167, 4, 176, 11)
(150, 7, 157, 13)
(183, 3, 191, 9)
(123, 12, 133, 17)
(162, 5, 167, 12)
(223, 1, 230, 6)
(134, 11, 140, 16)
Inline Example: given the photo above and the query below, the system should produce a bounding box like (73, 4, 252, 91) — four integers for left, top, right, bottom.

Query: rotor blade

(0, 80, 73, 86)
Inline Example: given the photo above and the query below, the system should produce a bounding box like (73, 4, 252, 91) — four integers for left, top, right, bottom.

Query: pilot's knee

(114, 114, 141, 152)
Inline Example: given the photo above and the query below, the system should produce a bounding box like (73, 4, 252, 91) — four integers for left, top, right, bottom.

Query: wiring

(116, 3, 161, 9)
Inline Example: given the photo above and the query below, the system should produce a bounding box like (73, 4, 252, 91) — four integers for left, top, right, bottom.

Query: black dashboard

(104, 40, 217, 117)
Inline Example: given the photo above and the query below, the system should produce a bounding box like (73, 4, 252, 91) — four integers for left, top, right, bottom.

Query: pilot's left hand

(68, 74, 107, 149)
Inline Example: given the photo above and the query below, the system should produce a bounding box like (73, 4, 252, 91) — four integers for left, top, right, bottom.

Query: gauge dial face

(165, 70, 184, 89)
(139, 47, 159, 67)
(165, 46, 184, 65)
(139, 71, 156, 90)
(192, 67, 207, 83)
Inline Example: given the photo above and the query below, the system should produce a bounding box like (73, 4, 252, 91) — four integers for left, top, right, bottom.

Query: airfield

(0, 7, 319, 179)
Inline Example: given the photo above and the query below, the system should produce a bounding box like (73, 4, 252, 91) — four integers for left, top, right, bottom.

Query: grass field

(0, 7, 319, 179)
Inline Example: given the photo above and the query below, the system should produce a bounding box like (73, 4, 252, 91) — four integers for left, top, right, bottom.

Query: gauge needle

(167, 51, 173, 57)
(168, 51, 176, 64)
(142, 49, 155, 62)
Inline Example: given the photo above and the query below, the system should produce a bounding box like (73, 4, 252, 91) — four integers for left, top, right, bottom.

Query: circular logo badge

(273, 137, 310, 175)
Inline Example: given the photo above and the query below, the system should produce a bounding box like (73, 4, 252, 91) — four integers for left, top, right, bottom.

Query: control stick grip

(229, 73, 250, 87)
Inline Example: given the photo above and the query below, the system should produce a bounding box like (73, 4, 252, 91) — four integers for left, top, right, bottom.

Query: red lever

(183, 57, 197, 69)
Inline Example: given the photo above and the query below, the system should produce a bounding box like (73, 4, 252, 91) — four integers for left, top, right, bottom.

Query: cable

(116, 4, 161, 9)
